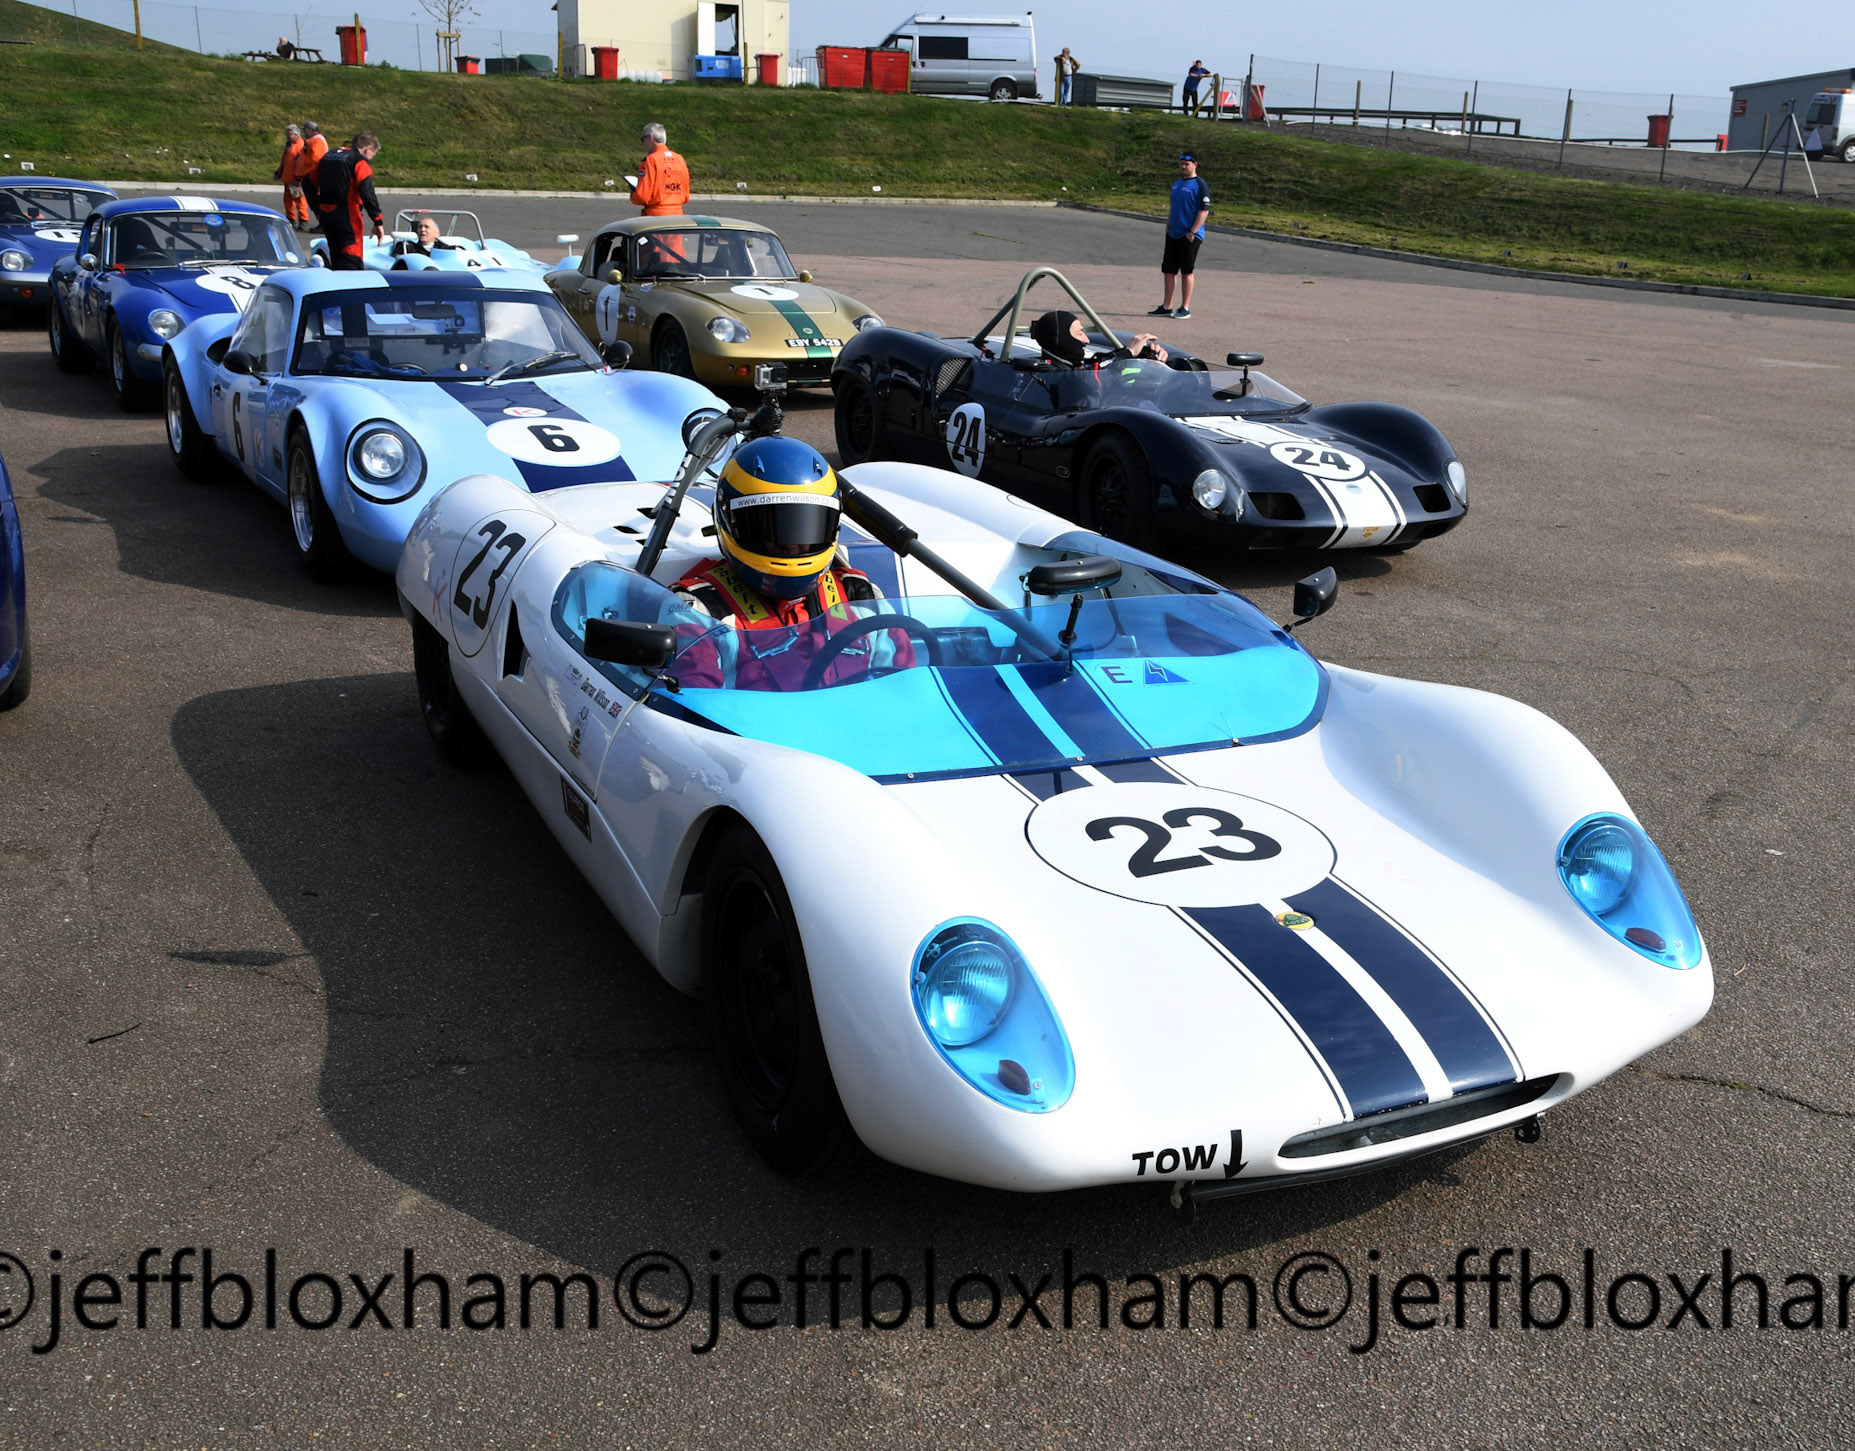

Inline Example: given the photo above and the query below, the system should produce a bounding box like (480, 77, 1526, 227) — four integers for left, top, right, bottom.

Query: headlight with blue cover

(1557, 814, 1701, 969)
(345, 421, 426, 505)
(912, 919, 1074, 1112)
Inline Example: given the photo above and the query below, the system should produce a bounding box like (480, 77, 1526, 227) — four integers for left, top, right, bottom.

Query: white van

(876, 12, 1039, 101)
(1803, 89, 1855, 161)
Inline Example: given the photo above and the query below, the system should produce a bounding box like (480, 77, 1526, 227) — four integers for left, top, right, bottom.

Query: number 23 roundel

(447, 510, 553, 658)
(1025, 782, 1336, 908)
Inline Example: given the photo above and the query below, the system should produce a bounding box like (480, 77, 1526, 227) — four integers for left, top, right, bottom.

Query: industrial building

(557, 0, 790, 83)
(1728, 66, 1855, 151)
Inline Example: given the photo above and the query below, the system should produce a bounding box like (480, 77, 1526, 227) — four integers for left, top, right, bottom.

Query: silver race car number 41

(1026, 782, 1336, 908)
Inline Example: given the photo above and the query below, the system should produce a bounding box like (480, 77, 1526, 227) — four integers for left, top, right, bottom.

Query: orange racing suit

(630, 143, 691, 217)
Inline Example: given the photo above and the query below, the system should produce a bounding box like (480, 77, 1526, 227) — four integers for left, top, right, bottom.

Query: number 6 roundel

(1025, 782, 1336, 909)
(447, 510, 554, 658)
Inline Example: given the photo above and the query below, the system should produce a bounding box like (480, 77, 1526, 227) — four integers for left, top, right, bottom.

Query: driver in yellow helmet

(671, 436, 916, 691)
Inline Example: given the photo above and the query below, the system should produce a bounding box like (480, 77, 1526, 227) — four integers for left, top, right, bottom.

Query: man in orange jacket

(296, 121, 330, 231)
(274, 124, 310, 228)
(628, 122, 690, 217)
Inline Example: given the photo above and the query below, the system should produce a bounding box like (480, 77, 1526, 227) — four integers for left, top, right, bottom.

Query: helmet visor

(723, 492, 840, 561)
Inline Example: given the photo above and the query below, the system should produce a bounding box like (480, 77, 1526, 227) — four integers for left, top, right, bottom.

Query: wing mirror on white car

(1023, 555, 1123, 596)
(1285, 567, 1338, 631)
(599, 341, 632, 370)
(585, 617, 676, 671)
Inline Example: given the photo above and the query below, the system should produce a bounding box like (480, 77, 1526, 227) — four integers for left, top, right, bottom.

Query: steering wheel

(799, 612, 942, 690)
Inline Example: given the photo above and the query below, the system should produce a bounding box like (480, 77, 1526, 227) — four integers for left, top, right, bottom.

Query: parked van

(1803, 88, 1855, 161)
(876, 13, 1038, 101)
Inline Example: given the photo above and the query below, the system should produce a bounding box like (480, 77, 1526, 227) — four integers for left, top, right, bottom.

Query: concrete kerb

(1062, 201, 1855, 312)
(99, 181, 1060, 207)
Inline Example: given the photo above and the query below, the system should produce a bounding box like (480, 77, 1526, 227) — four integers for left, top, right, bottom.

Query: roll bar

(968, 265, 1122, 362)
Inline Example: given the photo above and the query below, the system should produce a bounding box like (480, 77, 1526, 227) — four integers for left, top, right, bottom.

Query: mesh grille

(934, 358, 972, 397)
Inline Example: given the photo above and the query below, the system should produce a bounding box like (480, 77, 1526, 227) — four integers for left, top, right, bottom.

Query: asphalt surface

(2, 206, 1853, 1447)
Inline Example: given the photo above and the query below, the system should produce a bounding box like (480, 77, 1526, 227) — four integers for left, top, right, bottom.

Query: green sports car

(545, 215, 882, 388)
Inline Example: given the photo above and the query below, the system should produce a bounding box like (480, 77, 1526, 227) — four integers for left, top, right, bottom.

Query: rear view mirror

(556, 233, 580, 245)
(1286, 567, 1338, 630)
(221, 349, 254, 376)
(600, 341, 632, 370)
(605, 267, 622, 285)
(584, 617, 676, 670)
(798, 270, 813, 284)
(1227, 352, 1264, 367)
(78, 252, 98, 271)
(1024, 554, 1123, 597)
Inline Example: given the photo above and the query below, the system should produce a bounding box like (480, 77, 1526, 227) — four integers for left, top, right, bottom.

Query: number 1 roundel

(1025, 782, 1335, 908)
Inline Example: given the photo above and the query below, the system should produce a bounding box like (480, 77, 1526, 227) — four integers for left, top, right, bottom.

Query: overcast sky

(399, 0, 1837, 97)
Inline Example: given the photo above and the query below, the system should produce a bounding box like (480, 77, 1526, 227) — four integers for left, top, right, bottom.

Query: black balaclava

(1029, 309, 1088, 366)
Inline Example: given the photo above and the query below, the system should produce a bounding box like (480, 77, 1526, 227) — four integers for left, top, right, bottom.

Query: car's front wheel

(652, 318, 696, 379)
(1078, 432, 1156, 547)
(163, 358, 217, 482)
(285, 428, 356, 581)
(410, 613, 497, 768)
(703, 825, 853, 1173)
(832, 374, 887, 464)
(49, 298, 93, 374)
(108, 319, 155, 411)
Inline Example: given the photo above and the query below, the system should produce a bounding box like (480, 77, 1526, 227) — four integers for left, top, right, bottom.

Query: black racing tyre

(651, 317, 696, 379)
(48, 297, 93, 374)
(702, 825, 853, 1173)
(988, 78, 1018, 101)
(0, 619, 30, 711)
(163, 357, 218, 482)
(285, 427, 356, 582)
(410, 613, 497, 768)
(108, 319, 156, 411)
(1078, 432, 1157, 548)
(832, 373, 887, 464)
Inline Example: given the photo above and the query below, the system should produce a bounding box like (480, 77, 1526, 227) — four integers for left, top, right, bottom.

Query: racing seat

(113, 217, 167, 263)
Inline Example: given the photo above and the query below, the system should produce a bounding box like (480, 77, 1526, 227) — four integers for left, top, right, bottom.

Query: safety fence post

(1466, 80, 1478, 155)
(1557, 90, 1573, 169)
(1658, 93, 1674, 181)
(1385, 71, 1395, 141)
(1311, 63, 1319, 126)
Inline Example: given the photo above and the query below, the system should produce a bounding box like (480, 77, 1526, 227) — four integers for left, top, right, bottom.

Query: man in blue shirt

(1151, 153, 1210, 319)
(1183, 59, 1211, 116)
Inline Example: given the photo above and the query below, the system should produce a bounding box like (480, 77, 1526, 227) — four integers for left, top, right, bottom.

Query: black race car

(831, 267, 1468, 552)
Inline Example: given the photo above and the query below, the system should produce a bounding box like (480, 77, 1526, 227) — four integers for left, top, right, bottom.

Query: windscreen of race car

(109, 212, 300, 269)
(632, 229, 798, 281)
(0, 186, 113, 226)
(293, 288, 605, 379)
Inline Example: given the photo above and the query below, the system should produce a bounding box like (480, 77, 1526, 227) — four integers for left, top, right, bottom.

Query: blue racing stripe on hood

(437, 378, 637, 493)
(1287, 879, 1517, 1093)
(1187, 904, 1429, 1118)
(937, 666, 1062, 767)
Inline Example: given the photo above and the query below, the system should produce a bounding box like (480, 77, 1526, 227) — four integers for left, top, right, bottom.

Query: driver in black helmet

(1028, 309, 1170, 367)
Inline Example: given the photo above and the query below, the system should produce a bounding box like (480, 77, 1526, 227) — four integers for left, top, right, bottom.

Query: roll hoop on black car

(832, 267, 1469, 552)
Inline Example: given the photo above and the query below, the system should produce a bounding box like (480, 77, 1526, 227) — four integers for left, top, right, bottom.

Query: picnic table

(242, 46, 326, 62)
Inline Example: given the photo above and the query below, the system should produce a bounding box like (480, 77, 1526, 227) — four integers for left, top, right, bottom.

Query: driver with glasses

(671, 437, 915, 690)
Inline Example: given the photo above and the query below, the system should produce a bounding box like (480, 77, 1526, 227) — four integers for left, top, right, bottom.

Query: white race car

(395, 426, 1712, 1210)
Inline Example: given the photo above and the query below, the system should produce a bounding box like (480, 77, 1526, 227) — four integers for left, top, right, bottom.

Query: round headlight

(1446, 460, 1467, 504)
(0, 249, 28, 272)
(1559, 821, 1635, 916)
(853, 313, 884, 332)
(918, 939, 1015, 1048)
(357, 430, 407, 480)
(1191, 468, 1228, 510)
(706, 316, 748, 342)
(148, 308, 184, 340)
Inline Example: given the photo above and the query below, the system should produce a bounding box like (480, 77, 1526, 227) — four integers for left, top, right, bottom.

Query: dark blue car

(0, 451, 28, 711)
(47, 196, 306, 410)
(0, 176, 116, 322)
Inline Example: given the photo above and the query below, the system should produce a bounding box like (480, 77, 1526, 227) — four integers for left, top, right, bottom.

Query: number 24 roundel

(944, 403, 986, 478)
(1025, 781, 1336, 909)
(447, 510, 553, 658)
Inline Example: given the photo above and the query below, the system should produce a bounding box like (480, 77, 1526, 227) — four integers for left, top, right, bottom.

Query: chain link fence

(12, 0, 556, 71)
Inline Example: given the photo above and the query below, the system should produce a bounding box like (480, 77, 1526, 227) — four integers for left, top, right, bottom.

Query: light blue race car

(161, 267, 726, 578)
(309, 208, 566, 275)
(48, 196, 307, 411)
(0, 176, 117, 322)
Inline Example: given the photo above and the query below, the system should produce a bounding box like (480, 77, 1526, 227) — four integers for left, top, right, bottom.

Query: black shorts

(1162, 233, 1201, 275)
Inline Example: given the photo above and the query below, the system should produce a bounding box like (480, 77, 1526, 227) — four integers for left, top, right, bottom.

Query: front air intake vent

(1279, 1076, 1560, 1158)
(934, 358, 972, 397)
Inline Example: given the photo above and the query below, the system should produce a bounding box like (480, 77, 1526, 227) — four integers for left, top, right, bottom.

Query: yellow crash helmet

(715, 437, 842, 600)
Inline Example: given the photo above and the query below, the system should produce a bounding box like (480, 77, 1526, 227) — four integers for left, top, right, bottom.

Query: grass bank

(3, 7, 1851, 297)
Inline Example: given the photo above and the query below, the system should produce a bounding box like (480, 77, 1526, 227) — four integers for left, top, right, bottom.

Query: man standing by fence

(628, 123, 690, 217)
(1151, 152, 1210, 319)
(1056, 47, 1079, 105)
